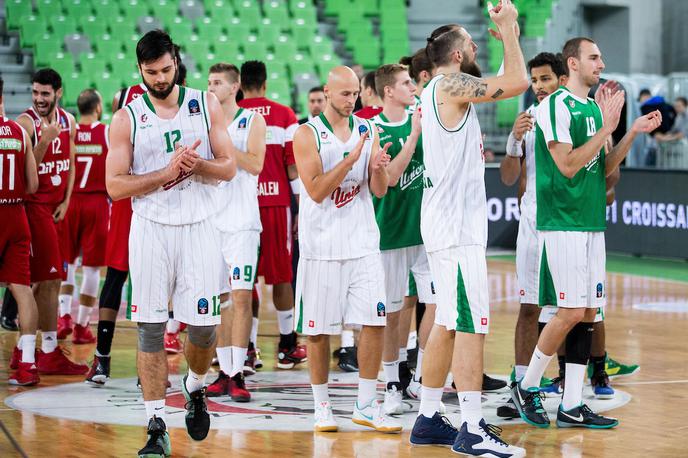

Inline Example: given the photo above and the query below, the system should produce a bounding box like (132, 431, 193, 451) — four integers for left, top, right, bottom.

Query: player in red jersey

(0, 76, 42, 385)
(16, 68, 88, 375)
(57, 89, 109, 345)
(354, 71, 383, 119)
(238, 60, 307, 369)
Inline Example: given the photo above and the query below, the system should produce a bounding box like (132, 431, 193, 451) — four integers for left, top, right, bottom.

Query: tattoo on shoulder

(491, 88, 504, 99)
(440, 73, 487, 98)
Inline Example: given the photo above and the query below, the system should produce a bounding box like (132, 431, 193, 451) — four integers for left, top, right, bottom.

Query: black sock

(279, 332, 292, 349)
(590, 355, 606, 376)
(2, 289, 18, 321)
(558, 355, 566, 378)
(537, 321, 546, 335)
(96, 320, 116, 357)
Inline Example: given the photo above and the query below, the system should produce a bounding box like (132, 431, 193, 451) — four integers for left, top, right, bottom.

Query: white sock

(414, 349, 424, 382)
(406, 330, 417, 349)
(250, 317, 259, 345)
(166, 319, 180, 334)
(341, 329, 355, 348)
(19, 335, 36, 363)
(418, 386, 443, 417)
(59, 294, 72, 317)
(216, 346, 232, 375)
(458, 391, 482, 427)
(521, 347, 554, 389)
(231, 346, 247, 377)
(185, 368, 207, 392)
(382, 360, 400, 383)
(76, 304, 92, 327)
(562, 363, 586, 411)
(276, 309, 294, 336)
(312, 382, 330, 407)
(357, 377, 377, 408)
(399, 347, 408, 363)
(42, 331, 57, 353)
(514, 365, 528, 382)
(144, 399, 166, 423)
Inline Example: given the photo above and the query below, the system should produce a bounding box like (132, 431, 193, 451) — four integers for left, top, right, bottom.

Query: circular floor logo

(5, 372, 630, 431)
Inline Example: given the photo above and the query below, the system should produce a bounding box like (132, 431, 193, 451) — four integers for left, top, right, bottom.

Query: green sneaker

(138, 416, 171, 458)
(510, 367, 556, 391)
(587, 355, 640, 379)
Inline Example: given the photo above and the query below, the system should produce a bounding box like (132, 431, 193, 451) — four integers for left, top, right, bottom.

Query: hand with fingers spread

(631, 110, 663, 134)
(595, 80, 621, 107)
(511, 111, 533, 141)
(371, 142, 392, 172)
(41, 117, 61, 144)
(601, 90, 626, 134)
(343, 130, 368, 167)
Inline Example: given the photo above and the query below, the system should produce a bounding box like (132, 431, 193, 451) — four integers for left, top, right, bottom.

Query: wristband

(506, 132, 523, 157)
(290, 177, 301, 194)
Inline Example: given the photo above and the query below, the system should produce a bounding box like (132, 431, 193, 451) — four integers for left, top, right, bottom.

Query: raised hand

(631, 110, 662, 134)
(410, 106, 422, 137)
(344, 130, 368, 166)
(511, 111, 533, 141)
(371, 142, 392, 172)
(601, 90, 626, 133)
(178, 139, 202, 173)
(41, 117, 61, 143)
(595, 80, 621, 107)
(488, 0, 518, 31)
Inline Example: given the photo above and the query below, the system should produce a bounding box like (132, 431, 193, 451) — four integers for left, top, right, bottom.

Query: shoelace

(234, 375, 246, 389)
(525, 390, 546, 413)
(437, 415, 457, 433)
(579, 404, 603, 420)
(593, 371, 611, 387)
(185, 388, 208, 413)
(482, 423, 508, 446)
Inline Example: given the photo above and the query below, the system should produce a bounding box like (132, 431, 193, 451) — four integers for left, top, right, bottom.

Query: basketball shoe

(85, 355, 111, 385)
(335, 346, 358, 372)
(138, 416, 171, 458)
(9, 362, 40, 386)
(181, 375, 210, 441)
(452, 420, 526, 457)
(254, 346, 263, 369)
(383, 382, 405, 415)
(164, 332, 182, 354)
(206, 371, 230, 397)
(314, 401, 338, 432)
(591, 370, 615, 399)
(409, 412, 458, 446)
(244, 343, 258, 376)
(587, 354, 639, 379)
(556, 403, 618, 429)
(73, 324, 96, 344)
(229, 373, 251, 402)
(352, 399, 402, 433)
(509, 367, 557, 392)
(510, 382, 550, 428)
(57, 314, 74, 339)
(37, 347, 89, 375)
(277, 332, 307, 369)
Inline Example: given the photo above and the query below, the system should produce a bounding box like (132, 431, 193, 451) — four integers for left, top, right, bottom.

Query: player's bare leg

(307, 334, 338, 431)
(181, 324, 216, 440)
(35, 280, 59, 349)
(418, 325, 453, 413)
(513, 303, 539, 382)
(382, 310, 403, 414)
(8, 283, 40, 385)
(57, 265, 76, 338)
(274, 281, 306, 369)
(72, 266, 100, 344)
(407, 302, 436, 399)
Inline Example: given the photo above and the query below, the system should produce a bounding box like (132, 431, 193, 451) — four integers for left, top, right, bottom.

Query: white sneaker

(439, 401, 447, 414)
(383, 382, 405, 415)
(452, 420, 526, 457)
(406, 378, 421, 399)
(353, 399, 402, 433)
(314, 401, 338, 432)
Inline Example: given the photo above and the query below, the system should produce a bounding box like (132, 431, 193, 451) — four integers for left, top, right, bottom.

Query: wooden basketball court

(1, 254, 686, 457)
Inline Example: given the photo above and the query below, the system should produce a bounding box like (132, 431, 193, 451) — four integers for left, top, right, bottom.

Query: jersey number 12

(164, 130, 182, 153)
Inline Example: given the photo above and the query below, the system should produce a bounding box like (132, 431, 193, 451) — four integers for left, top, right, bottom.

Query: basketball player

(0, 76, 41, 385)
(238, 60, 306, 369)
(511, 36, 661, 429)
(56, 89, 108, 345)
(15, 69, 88, 376)
(106, 30, 236, 457)
(293, 65, 400, 433)
(205, 62, 266, 401)
(370, 64, 435, 416)
(355, 71, 383, 119)
(409, 2, 528, 455)
(298, 86, 326, 124)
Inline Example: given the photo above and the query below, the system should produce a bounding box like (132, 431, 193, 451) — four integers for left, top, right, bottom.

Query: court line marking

(612, 379, 688, 386)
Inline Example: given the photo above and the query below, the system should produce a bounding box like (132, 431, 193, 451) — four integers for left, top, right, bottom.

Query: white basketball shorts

(381, 244, 434, 313)
(218, 229, 260, 293)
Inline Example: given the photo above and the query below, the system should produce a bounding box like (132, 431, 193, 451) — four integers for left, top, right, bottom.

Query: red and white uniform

(0, 117, 31, 285)
(354, 105, 383, 120)
(19, 107, 72, 282)
(60, 122, 109, 266)
(105, 84, 146, 271)
(238, 96, 298, 285)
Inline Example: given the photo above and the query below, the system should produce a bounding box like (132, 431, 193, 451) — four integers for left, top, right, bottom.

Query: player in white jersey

(106, 31, 237, 458)
(409, 3, 529, 456)
(292, 66, 400, 433)
(205, 63, 266, 402)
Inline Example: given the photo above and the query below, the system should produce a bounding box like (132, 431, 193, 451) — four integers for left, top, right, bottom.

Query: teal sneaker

(138, 416, 171, 458)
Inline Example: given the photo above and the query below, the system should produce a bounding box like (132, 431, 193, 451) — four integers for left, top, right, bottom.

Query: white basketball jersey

(215, 108, 262, 233)
(299, 114, 380, 260)
(125, 86, 219, 225)
(520, 103, 537, 221)
(420, 74, 487, 251)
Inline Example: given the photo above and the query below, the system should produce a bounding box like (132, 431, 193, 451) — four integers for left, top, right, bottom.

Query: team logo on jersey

(320, 131, 328, 140)
(308, 320, 315, 328)
(481, 317, 488, 326)
(376, 302, 386, 317)
(198, 298, 209, 315)
(569, 100, 576, 108)
(238, 118, 247, 129)
(377, 125, 384, 133)
(140, 114, 148, 123)
(331, 184, 361, 208)
(596, 282, 604, 298)
(559, 292, 566, 300)
(232, 267, 241, 280)
(188, 99, 201, 115)
(358, 125, 368, 135)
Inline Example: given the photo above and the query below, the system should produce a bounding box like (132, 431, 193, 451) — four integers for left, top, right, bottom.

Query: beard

(35, 98, 57, 117)
(461, 57, 482, 78)
(330, 102, 353, 118)
(142, 67, 179, 100)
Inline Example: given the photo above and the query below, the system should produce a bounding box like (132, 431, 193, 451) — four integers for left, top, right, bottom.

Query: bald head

(324, 65, 360, 118)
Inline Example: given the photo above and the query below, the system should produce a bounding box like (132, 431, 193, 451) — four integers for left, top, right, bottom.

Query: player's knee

(137, 322, 166, 353)
(81, 266, 101, 297)
(565, 322, 594, 365)
(557, 307, 586, 326)
(187, 325, 216, 348)
(519, 303, 540, 320)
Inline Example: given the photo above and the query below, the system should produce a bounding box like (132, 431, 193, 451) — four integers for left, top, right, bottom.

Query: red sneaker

(229, 372, 251, 402)
(243, 345, 257, 376)
(9, 362, 40, 386)
(179, 322, 187, 333)
(72, 324, 96, 344)
(57, 314, 74, 340)
(164, 332, 182, 354)
(206, 371, 231, 397)
(37, 347, 89, 375)
(278, 343, 308, 370)
(10, 346, 20, 370)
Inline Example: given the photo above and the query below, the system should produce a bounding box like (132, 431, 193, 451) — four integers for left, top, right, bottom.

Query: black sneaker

(399, 361, 412, 394)
(181, 375, 211, 441)
(496, 397, 520, 419)
(138, 416, 171, 458)
(591, 370, 615, 399)
(407, 346, 418, 371)
(482, 373, 507, 392)
(337, 346, 358, 372)
(85, 355, 110, 386)
(0, 315, 18, 332)
(556, 403, 619, 429)
(510, 382, 550, 428)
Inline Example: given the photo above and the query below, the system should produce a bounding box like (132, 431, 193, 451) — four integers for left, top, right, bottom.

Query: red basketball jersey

(74, 122, 109, 194)
(118, 83, 147, 109)
(0, 116, 27, 204)
(21, 107, 72, 206)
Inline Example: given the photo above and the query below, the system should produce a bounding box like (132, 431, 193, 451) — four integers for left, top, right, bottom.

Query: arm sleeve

(536, 96, 572, 145)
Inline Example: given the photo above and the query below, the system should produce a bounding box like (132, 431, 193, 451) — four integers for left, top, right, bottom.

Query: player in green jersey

(511, 36, 661, 430)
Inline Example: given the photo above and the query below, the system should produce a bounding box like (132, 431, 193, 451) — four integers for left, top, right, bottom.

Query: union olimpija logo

(5, 371, 630, 431)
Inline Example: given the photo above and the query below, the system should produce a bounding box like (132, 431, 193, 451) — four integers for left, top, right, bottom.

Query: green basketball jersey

(535, 86, 606, 231)
(372, 111, 424, 250)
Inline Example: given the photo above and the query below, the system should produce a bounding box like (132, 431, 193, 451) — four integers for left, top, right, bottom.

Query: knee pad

(137, 322, 166, 353)
(99, 267, 128, 311)
(81, 266, 101, 297)
(64, 263, 77, 287)
(187, 325, 216, 348)
(565, 322, 594, 365)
